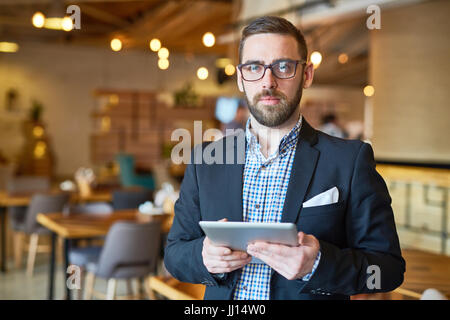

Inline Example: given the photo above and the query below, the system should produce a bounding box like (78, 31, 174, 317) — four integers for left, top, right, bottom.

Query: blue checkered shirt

(233, 115, 321, 300)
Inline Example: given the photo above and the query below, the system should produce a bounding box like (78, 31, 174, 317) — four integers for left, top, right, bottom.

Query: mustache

(254, 89, 287, 102)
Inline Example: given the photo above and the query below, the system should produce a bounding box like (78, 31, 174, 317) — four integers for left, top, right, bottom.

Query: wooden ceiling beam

(167, 3, 231, 40)
(144, 1, 206, 40)
(80, 3, 130, 28)
(117, 1, 186, 36)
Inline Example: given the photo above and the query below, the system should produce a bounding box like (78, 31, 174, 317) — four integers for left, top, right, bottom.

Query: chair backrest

(69, 202, 113, 215)
(7, 176, 50, 194)
(112, 189, 152, 210)
(25, 193, 70, 233)
(95, 221, 161, 279)
(116, 154, 136, 186)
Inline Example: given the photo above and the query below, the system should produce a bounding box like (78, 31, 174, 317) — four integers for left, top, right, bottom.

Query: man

(164, 16, 405, 300)
(319, 113, 346, 138)
(224, 103, 249, 132)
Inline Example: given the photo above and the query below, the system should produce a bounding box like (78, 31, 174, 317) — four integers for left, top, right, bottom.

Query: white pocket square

(303, 186, 339, 208)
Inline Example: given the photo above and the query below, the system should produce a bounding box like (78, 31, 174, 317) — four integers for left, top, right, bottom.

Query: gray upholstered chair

(65, 202, 113, 299)
(69, 202, 113, 215)
(7, 176, 51, 230)
(22, 193, 70, 276)
(112, 189, 152, 210)
(6, 176, 51, 269)
(74, 221, 161, 300)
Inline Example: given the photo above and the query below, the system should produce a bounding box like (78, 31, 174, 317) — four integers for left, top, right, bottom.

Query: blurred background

(0, 0, 449, 300)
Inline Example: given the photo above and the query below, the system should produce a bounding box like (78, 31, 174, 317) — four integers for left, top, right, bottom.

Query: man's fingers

(297, 232, 305, 245)
(297, 232, 318, 248)
(205, 257, 252, 271)
(247, 250, 292, 279)
(212, 251, 249, 262)
(247, 242, 292, 257)
(204, 237, 231, 255)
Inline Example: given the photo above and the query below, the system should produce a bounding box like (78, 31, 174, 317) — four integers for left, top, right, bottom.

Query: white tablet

(199, 221, 299, 264)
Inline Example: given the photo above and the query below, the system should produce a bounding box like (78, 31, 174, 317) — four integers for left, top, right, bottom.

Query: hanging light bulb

(338, 53, 348, 64)
(224, 64, 235, 76)
(202, 32, 215, 47)
(0, 42, 19, 53)
(158, 47, 169, 59)
(150, 39, 161, 52)
(197, 67, 209, 80)
(310, 51, 322, 69)
(158, 58, 169, 70)
(364, 85, 375, 97)
(110, 38, 122, 52)
(61, 16, 73, 32)
(32, 12, 45, 28)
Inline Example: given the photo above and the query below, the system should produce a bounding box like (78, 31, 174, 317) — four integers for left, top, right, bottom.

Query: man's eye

(244, 64, 262, 73)
(277, 62, 292, 73)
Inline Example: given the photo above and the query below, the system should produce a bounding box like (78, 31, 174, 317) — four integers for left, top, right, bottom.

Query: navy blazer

(164, 119, 405, 300)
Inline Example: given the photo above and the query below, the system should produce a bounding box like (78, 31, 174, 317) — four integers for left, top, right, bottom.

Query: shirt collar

(245, 114, 303, 157)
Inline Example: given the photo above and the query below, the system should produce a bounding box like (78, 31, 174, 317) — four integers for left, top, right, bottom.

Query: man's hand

(247, 231, 320, 280)
(202, 219, 252, 274)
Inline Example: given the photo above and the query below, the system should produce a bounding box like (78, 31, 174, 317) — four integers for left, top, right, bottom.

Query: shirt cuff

(301, 250, 321, 281)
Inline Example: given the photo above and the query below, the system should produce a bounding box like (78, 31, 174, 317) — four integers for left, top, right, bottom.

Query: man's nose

(260, 68, 277, 89)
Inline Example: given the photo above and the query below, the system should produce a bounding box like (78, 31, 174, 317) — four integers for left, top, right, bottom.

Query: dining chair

(73, 220, 161, 300)
(68, 201, 114, 247)
(147, 276, 205, 300)
(112, 188, 152, 210)
(116, 153, 155, 191)
(69, 202, 113, 215)
(66, 201, 115, 299)
(6, 176, 51, 268)
(22, 193, 70, 276)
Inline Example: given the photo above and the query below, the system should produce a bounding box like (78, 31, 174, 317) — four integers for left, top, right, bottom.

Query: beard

(243, 82, 304, 128)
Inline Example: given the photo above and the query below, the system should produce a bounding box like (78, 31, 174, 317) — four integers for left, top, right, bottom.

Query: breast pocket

(300, 200, 346, 217)
(298, 200, 346, 244)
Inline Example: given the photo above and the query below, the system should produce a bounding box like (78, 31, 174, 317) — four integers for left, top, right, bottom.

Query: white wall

(370, 0, 450, 164)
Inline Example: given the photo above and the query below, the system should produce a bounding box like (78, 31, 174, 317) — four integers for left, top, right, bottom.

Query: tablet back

(199, 221, 298, 264)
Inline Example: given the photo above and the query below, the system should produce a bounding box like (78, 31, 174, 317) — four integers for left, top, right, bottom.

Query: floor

(0, 254, 163, 300)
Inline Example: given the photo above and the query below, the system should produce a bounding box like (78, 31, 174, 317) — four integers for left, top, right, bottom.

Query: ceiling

(0, 0, 236, 54)
(0, 0, 369, 86)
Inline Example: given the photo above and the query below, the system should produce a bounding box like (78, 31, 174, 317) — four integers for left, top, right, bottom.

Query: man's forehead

(241, 33, 301, 62)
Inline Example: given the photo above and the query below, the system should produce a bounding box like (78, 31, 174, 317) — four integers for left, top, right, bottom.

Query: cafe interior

(0, 0, 449, 300)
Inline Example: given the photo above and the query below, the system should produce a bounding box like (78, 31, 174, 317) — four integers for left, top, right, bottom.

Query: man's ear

(303, 62, 315, 89)
(237, 69, 244, 92)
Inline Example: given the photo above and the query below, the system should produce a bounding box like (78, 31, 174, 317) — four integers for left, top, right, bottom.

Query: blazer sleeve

(164, 144, 220, 286)
(298, 142, 406, 295)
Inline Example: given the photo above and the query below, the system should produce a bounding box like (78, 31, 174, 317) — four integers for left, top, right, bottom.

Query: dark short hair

(239, 16, 308, 63)
(322, 113, 337, 124)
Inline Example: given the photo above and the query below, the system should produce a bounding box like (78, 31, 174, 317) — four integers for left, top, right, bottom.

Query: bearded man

(164, 16, 405, 300)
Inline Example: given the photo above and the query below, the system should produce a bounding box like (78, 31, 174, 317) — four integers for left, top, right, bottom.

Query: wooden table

(0, 190, 112, 207)
(36, 210, 173, 300)
(0, 190, 112, 273)
(396, 249, 450, 298)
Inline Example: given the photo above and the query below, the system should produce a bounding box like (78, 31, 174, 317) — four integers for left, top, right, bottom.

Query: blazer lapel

(281, 119, 320, 224)
(223, 130, 246, 222)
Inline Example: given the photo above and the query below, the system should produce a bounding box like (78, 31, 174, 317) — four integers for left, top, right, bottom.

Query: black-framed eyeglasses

(237, 59, 306, 82)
